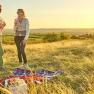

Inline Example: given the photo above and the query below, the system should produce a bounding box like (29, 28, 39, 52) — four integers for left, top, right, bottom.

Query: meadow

(1, 29, 94, 94)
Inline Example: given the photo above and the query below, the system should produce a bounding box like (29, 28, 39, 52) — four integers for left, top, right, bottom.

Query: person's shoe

(23, 63, 31, 70)
(18, 64, 24, 68)
(0, 66, 7, 73)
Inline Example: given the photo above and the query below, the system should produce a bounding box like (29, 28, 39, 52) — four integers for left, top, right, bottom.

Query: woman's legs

(14, 36, 27, 64)
(20, 41, 27, 64)
(0, 44, 3, 66)
(0, 56, 3, 66)
(14, 36, 22, 63)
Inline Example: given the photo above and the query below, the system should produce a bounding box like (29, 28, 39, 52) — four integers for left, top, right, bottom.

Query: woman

(0, 5, 6, 70)
(14, 9, 30, 67)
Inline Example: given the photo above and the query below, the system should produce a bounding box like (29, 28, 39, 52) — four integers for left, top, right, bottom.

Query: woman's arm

(0, 18, 6, 31)
(13, 19, 16, 31)
(24, 19, 30, 40)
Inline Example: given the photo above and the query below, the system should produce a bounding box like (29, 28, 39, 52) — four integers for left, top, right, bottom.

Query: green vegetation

(2, 30, 94, 44)
(1, 29, 94, 94)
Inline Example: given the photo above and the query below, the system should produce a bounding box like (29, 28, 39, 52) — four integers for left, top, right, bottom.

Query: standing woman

(0, 5, 6, 70)
(14, 9, 30, 67)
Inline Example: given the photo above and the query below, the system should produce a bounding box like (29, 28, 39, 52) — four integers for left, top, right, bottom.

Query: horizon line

(5, 28, 94, 30)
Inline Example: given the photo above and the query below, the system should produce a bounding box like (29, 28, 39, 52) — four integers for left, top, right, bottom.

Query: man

(0, 5, 6, 70)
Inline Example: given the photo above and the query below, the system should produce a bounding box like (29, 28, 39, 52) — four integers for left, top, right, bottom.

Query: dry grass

(1, 39, 94, 94)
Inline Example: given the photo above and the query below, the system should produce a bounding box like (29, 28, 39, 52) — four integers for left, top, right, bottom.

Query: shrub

(60, 33, 72, 40)
(43, 33, 60, 42)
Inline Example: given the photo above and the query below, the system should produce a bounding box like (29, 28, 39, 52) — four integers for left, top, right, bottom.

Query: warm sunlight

(1, 0, 94, 28)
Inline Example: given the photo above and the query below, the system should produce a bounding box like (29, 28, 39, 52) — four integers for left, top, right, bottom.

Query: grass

(0, 38, 94, 94)
(3, 29, 94, 45)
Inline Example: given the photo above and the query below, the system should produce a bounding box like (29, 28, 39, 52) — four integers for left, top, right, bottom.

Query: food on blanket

(7, 78, 27, 94)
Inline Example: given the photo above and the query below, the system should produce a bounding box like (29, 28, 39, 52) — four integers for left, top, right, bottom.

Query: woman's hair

(17, 9, 25, 16)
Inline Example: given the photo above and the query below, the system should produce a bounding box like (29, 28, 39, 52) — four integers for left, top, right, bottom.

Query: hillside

(1, 39, 94, 94)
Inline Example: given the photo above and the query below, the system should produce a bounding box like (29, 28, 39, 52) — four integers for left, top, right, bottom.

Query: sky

(1, 0, 94, 29)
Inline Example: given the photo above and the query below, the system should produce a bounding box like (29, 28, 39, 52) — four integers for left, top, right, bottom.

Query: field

(1, 29, 94, 94)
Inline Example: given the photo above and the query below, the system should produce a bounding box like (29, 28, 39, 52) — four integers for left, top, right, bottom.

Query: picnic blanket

(13, 68, 32, 76)
(36, 69, 64, 80)
(0, 68, 64, 94)
(13, 68, 63, 79)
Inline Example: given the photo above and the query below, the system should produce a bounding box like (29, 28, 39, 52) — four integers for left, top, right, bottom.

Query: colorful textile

(14, 18, 30, 40)
(13, 68, 32, 76)
(0, 68, 64, 87)
(36, 69, 64, 79)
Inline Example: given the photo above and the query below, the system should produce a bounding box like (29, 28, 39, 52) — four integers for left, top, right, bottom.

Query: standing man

(0, 5, 6, 70)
